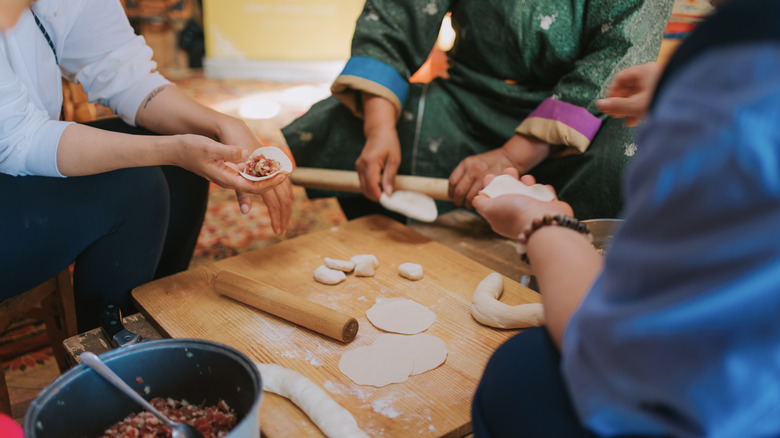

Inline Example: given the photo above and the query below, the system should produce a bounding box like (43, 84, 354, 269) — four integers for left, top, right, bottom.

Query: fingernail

(241, 204, 249, 214)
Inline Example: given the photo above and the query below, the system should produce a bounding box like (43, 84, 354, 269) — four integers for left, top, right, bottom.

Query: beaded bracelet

(517, 215, 593, 263)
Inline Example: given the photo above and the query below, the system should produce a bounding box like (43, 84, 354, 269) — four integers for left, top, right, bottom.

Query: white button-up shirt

(0, 0, 170, 177)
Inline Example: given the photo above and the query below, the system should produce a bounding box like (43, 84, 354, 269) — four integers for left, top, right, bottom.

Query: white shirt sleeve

(58, 0, 172, 126)
(0, 36, 73, 177)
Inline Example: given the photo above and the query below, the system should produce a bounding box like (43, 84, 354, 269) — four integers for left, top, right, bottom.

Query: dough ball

(398, 262, 423, 281)
(338, 344, 413, 387)
(350, 254, 379, 268)
(373, 333, 447, 375)
(351, 254, 378, 277)
(379, 191, 438, 223)
(324, 257, 355, 272)
(366, 297, 436, 334)
(478, 174, 555, 202)
(313, 265, 346, 285)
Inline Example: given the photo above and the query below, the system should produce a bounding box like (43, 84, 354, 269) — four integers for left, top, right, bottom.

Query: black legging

(0, 118, 209, 332)
(472, 327, 595, 438)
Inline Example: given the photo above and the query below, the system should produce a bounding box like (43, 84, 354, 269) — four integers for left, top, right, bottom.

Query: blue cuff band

(340, 56, 409, 106)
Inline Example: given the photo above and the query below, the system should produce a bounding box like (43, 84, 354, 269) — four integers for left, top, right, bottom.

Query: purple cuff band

(527, 98, 602, 140)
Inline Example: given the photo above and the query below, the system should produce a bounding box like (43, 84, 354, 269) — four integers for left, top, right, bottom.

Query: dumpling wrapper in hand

(478, 174, 555, 202)
(239, 146, 293, 181)
(379, 190, 438, 222)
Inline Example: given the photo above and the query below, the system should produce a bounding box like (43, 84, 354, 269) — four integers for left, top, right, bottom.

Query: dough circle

(256, 363, 368, 438)
(366, 297, 436, 334)
(239, 146, 293, 181)
(373, 333, 447, 375)
(398, 262, 423, 281)
(478, 174, 555, 201)
(314, 265, 347, 285)
(338, 344, 413, 387)
(379, 191, 438, 222)
(470, 272, 545, 329)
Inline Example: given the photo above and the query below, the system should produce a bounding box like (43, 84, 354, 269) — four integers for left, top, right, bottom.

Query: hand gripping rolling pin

(214, 270, 359, 343)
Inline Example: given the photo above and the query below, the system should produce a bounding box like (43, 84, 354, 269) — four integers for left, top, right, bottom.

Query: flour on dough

(478, 174, 555, 202)
(324, 257, 355, 272)
(338, 344, 413, 387)
(372, 333, 446, 375)
(256, 363, 368, 438)
(366, 297, 436, 334)
(351, 254, 378, 277)
(398, 262, 423, 281)
(379, 191, 438, 222)
(314, 265, 347, 285)
(470, 272, 545, 329)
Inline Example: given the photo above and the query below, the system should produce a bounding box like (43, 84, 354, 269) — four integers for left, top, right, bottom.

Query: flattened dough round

(379, 191, 438, 222)
(478, 174, 555, 202)
(338, 344, 413, 387)
(366, 298, 436, 334)
(373, 333, 447, 375)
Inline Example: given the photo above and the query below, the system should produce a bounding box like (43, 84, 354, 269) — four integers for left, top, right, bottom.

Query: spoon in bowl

(80, 352, 204, 438)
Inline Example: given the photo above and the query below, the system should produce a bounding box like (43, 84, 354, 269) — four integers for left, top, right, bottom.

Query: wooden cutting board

(132, 215, 541, 437)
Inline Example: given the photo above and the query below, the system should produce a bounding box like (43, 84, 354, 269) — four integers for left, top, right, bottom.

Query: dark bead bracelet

(518, 215, 592, 263)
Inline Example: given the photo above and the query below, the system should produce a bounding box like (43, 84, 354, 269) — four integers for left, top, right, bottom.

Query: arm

(57, 0, 292, 232)
(330, 1, 452, 199)
(450, 1, 674, 208)
(355, 92, 400, 200)
(472, 170, 602, 346)
(595, 62, 663, 126)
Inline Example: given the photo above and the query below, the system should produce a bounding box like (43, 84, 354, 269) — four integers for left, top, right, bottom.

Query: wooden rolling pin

(214, 271, 359, 343)
(290, 167, 451, 201)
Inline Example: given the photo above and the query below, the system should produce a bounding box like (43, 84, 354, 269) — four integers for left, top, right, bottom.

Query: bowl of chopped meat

(24, 339, 262, 438)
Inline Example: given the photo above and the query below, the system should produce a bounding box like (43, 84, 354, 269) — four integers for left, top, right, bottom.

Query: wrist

(517, 215, 592, 263)
(502, 134, 551, 171)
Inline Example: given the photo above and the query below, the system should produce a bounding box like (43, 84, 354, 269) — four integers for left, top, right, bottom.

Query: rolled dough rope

(470, 272, 545, 329)
(256, 363, 368, 438)
(324, 257, 355, 272)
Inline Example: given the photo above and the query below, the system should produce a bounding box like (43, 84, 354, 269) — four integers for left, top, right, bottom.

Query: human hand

(235, 178, 294, 235)
(356, 93, 401, 201)
(472, 170, 573, 240)
(449, 135, 550, 209)
(595, 62, 662, 126)
(216, 118, 295, 233)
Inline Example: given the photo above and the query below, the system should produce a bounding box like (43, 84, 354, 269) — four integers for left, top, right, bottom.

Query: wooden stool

(0, 269, 77, 415)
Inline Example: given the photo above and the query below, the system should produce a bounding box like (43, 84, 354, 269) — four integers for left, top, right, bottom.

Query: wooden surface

(129, 214, 539, 437)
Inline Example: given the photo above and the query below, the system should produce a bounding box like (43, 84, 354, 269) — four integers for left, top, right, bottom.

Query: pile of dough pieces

(313, 255, 424, 285)
(339, 297, 446, 387)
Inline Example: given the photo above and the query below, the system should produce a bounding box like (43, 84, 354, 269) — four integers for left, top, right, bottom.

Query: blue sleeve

(561, 43, 780, 437)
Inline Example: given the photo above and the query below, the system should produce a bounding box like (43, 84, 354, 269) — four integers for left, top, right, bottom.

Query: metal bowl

(24, 339, 262, 438)
(582, 218, 624, 254)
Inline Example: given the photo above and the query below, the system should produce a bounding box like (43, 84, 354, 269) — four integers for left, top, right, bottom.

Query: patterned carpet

(2, 68, 345, 424)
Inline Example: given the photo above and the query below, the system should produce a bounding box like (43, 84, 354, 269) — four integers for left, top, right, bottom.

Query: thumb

(220, 146, 248, 163)
(381, 162, 398, 195)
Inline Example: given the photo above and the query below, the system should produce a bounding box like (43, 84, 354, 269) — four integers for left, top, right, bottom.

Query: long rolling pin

(290, 167, 451, 201)
(214, 271, 359, 343)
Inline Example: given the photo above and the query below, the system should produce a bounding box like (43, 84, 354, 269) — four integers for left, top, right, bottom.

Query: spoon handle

(80, 352, 173, 427)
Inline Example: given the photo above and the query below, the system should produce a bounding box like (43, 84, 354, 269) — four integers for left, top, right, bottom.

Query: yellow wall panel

(203, 0, 364, 62)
